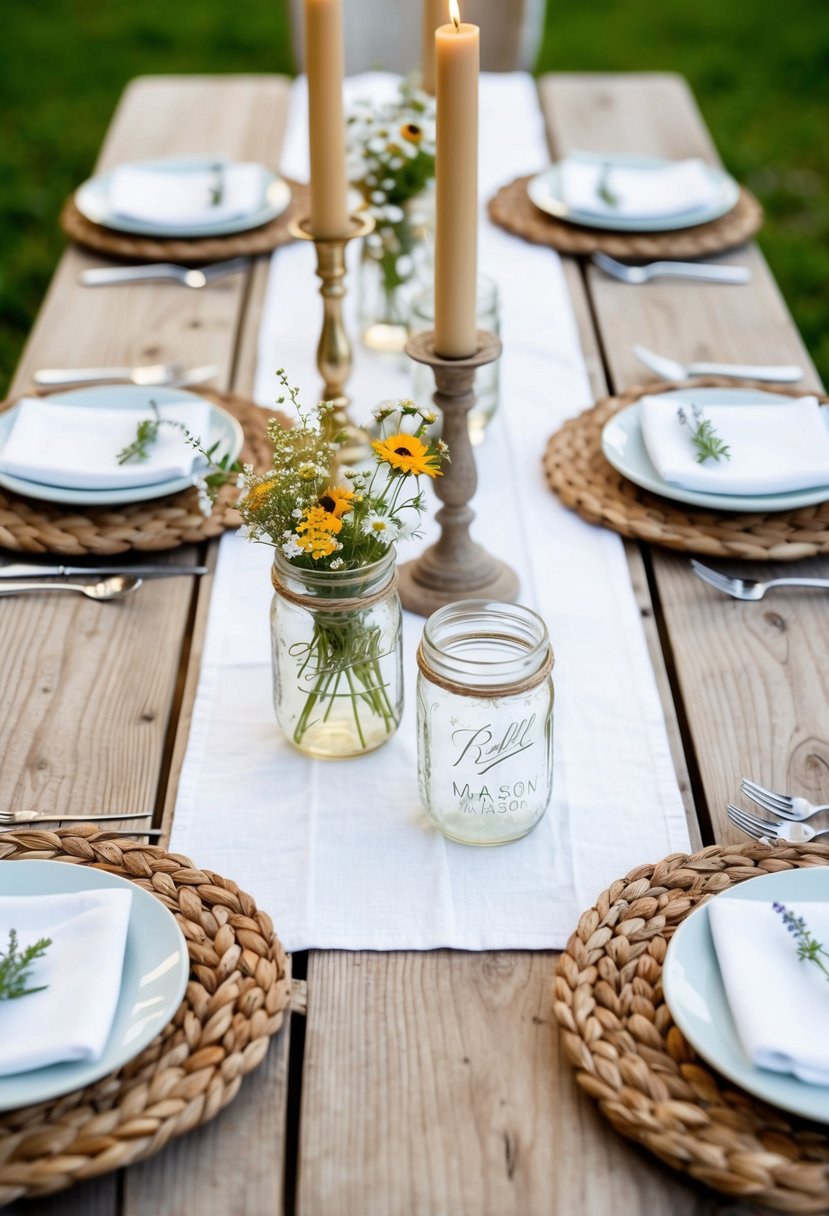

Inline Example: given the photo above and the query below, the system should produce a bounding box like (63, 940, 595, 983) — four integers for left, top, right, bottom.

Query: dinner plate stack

(75, 155, 292, 239)
(0, 860, 189, 1112)
(0, 385, 245, 507)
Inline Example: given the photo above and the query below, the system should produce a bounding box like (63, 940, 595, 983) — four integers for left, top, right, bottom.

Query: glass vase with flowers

(237, 377, 448, 758)
(346, 80, 436, 351)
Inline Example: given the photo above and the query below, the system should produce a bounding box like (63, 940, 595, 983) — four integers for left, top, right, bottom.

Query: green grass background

(1, 0, 827, 393)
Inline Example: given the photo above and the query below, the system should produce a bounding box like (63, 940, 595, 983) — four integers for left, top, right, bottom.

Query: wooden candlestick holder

(288, 212, 375, 464)
(398, 329, 519, 617)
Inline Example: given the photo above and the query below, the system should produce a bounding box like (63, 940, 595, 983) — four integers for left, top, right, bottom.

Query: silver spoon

(0, 575, 142, 601)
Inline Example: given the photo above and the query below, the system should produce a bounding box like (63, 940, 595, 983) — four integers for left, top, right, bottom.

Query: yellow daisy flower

(317, 485, 355, 519)
(244, 477, 278, 511)
(400, 122, 423, 144)
(297, 505, 343, 536)
(371, 433, 443, 478)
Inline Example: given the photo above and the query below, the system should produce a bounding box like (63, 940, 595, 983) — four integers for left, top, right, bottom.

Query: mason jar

(270, 549, 403, 759)
(416, 601, 554, 845)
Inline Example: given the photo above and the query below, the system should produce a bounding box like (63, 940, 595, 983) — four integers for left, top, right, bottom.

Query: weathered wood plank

(0, 76, 295, 1216)
(298, 950, 721, 1216)
(539, 74, 829, 844)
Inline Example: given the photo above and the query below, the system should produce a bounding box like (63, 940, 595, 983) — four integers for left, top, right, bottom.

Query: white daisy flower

(281, 535, 304, 558)
(360, 512, 401, 542)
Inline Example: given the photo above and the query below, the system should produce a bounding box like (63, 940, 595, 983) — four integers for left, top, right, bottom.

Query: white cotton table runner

(170, 74, 691, 952)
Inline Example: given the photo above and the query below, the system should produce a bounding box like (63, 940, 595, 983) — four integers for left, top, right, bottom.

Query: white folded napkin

(559, 153, 718, 220)
(0, 397, 213, 491)
(0, 889, 132, 1075)
(709, 896, 829, 1086)
(639, 395, 829, 495)
(109, 161, 267, 226)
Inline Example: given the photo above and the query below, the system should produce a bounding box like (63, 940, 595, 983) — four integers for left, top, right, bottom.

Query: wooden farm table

(3, 72, 826, 1216)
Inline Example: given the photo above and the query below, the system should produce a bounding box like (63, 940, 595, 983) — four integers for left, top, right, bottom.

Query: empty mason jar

(408, 275, 500, 444)
(416, 601, 554, 845)
(271, 549, 403, 759)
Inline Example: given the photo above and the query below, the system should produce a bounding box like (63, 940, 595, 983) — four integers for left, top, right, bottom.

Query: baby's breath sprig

(677, 403, 731, 464)
(773, 902, 829, 981)
(0, 929, 51, 1001)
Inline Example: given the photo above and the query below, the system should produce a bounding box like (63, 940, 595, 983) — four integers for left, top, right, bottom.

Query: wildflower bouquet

(239, 375, 447, 757)
(346, 80, 436, 333)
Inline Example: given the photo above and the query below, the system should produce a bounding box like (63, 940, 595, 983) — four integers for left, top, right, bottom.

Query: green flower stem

(289, 610, 399, 751)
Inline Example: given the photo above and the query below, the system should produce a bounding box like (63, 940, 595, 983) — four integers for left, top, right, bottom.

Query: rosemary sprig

(773, 902, 829, 981)
(117, 399, 243, 514)
(117, 401, 162, 464)
(677, 403, 731, 464)
(0, 929, 51, 1000)
(596, 162, 619, 208)
(208, 161, 224, 207)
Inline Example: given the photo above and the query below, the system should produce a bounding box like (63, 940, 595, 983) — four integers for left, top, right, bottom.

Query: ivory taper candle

(304, 0, 349, 238)
(421, 0, 444, 95)
(434, 1, 479, 358)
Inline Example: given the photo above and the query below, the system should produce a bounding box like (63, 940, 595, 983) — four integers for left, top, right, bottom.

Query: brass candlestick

(288, 212, 375, 463)
(398, 329, 519, 617)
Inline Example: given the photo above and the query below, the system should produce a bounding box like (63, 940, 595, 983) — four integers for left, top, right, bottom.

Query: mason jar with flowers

(237, 377, 448, 759)
(346, 81, 436, 351)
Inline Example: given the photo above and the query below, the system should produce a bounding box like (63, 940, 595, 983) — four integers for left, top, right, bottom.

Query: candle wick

(452, 13, 460, 30)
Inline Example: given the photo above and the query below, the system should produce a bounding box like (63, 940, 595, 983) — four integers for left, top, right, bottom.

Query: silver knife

(1, 811, 152, 823)
(33, 364, 219, 388)
(633, 344, 803, 384)
(1, 825, 163, 837)
(79, 257, 248, 288)
(0, 564, 209, 579)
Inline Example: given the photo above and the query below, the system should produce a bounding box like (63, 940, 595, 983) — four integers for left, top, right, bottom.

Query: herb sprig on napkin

(0, 929, 51, 1000)
(677, 403, 731, 464)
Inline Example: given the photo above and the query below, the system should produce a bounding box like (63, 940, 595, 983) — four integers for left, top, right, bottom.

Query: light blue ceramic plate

(664, 867, 829, 1124)
(0, 860, 189, 1112)
(75, 155, 291, 238)
(528, 153, 740, 232)
(601, 386, 829, 513)
(0, 384, 244, 507)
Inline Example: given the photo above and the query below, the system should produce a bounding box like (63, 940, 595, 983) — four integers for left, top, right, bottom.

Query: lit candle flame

(449, 0, 460, 30)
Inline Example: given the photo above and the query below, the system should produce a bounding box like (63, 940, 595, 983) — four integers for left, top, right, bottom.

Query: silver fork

(741, 779, 829, 822)
(690, 559, 829, 601)
(591, 252, 751, 285)
(79, 257, 249, 289)
(727, 803, 829, 844)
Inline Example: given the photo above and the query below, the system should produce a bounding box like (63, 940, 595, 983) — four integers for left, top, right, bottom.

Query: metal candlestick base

(398, 329, 519, 617)
(288, 212, 375, 465)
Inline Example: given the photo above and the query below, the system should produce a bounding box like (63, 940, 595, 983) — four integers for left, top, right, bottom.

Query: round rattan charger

(0, 827, 290, 1206)
(61, 179, 309, 263)
(488, 175, 763, 259)
(0, 388, 279, 557)
(543, 377, 829, 561)
(555, 842, 829, 1212)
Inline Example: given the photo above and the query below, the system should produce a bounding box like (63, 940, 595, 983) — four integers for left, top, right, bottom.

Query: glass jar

(416, 601, 554, 845)
(408, 275, 501, 445)
(271, 549, 403, 759)
(359, 188, 435, 354)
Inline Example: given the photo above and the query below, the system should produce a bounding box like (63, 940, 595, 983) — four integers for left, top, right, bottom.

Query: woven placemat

(0, 388, 277, 557)
(60, 179, 309, 264)
(488, 174, 763, 259)
(543, 377, 829, 561)
(0, 826, 290, 1205)
(554, 842, 829, 1212)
